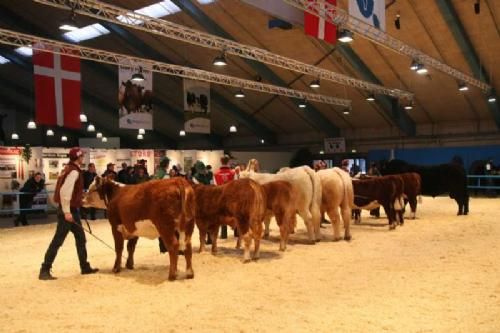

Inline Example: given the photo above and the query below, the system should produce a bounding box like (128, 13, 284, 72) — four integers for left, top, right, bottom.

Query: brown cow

(84, 176, 195, 281)
(398, 172, 422, 219)
(352, 175, 404, 229)
(261, 180, 297, 251)
(194, 178, 265, 262)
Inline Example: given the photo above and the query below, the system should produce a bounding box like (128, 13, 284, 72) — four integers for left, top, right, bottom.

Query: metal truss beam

(282, 0, 491, 92)
(32, 0, 410, 100)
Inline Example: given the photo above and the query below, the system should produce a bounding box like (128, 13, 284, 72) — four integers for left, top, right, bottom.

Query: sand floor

(0, 196, 499, 333)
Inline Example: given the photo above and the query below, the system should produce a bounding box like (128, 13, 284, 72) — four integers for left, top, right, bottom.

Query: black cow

(381, 159, 469, 215)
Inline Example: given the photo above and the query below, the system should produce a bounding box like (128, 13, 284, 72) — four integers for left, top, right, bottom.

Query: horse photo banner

(118, 60, 153, 130)
(324, 137, 346, 153)
(183, 79, 210, 134)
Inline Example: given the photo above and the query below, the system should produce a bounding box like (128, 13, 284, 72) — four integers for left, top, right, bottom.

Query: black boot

(39, 265, 57, 280)
(81, 264, 99, 275)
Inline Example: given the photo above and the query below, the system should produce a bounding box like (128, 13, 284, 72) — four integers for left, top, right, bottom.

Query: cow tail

(303, 166, 321, 227)
(333, 167, 354, 209)
(249, 180, 265, 234)
(178, 182, 187, 251)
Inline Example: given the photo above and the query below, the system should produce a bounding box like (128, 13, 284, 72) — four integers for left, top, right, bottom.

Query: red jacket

(214, 166, 235, 185)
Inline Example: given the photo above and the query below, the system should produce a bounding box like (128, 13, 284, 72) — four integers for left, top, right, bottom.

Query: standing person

(341, 159, 350, 173)
(14, 172, 45, 226)
(153, 157, 170, 179)
(192, 161, 212, 185)
(131, 166, 149, 184)
(39, 148, 98, 280)
(117, 162, 129, 183)
(82, 163, 97, 220)
(206, 165, 214, 184)
(367, 162, 381, 176)
(102, 163, 117, 180)
(214, 155, 236, 239)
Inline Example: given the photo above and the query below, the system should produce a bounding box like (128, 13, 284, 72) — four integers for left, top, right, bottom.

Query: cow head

(82, 176, 108, 209)
(246, 159, 260, 172)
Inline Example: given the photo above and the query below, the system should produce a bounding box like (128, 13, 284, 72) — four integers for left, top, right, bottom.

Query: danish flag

(304, 0, 337, 44)
(33, 44, 81, 129)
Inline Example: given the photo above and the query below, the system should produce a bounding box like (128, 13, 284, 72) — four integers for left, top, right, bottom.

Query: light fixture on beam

(46, 129, 54, 136)
(309, 79, 320, 89)
(366, 94, 375, 102)
(102, 137, 108, 142)
(229, 125, 237, 133)
(351, 149, 357, 153)
(234, 89, 245, 98)
(179, 130, 186, 136)
(395, 13, 401, 30)
(137, 134, 144, 140)
(410, 59, 419, 71)
(416, 63, 428, 75)
(213, 52, 227, 66)
(59, 9, 78, 31)
(79, 113, 88, 122)
(319, 150, 324, 155)
(338, 29, 353, 43)
(131, 66, 145, 82)
(138, 128, 145, 135)
(458, 82, 469, 91)
(487, 94, 496, 103)
(404, 101, 414, 110)
(61, 135, 68, 142)
(298, 99, 307, 108)
(11, 133, 19, 140)
(27, 120, 36, 129)
(260, 139, 265, 144)
(343, 108, 350, 115)
(87, 124, 95, 132)
(96, 132, 102, 138)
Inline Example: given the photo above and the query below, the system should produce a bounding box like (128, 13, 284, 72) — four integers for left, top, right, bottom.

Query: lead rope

(79, 217, 128, 261)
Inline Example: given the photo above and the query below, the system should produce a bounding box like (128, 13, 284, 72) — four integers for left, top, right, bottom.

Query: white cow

(317, 167, 354, 241)
(240, 161, 322, 243)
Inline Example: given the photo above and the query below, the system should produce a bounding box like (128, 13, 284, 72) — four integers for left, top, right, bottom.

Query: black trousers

(15, 195, 33, 226)
(41, 207, 91, 271)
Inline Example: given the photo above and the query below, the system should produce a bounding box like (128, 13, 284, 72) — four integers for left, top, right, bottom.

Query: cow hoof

(243, 259, 252, 264)
(333, 237, 342, 242)
(168, 275, 176, 281)
(263, 234, 270, 240)
(125, 263, 134, 270)
(344, 235, 352, 241)
(315, 238, 321, 243)
(252, 257, 260, 261)
(112, 267, 121, 273)
(186, 273, 194, 279)
(389, 224, 396, 230)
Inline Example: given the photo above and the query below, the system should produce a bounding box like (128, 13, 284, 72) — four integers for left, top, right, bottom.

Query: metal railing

(467, 175, 500, 190)
(0, 190, 55, 215)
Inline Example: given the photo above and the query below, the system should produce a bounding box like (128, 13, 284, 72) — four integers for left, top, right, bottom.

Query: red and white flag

(33, 45, 81, 129)
(304, 0, 337, 44)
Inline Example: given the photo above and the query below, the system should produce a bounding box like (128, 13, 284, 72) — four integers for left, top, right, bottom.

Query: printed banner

(183, 79, 210, 134)
(349, 0, 385, 31)
(118, 60, 153, 130)
(324, 137, 346, 153)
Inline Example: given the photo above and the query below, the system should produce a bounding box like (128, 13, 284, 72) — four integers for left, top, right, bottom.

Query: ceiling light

(80, 113, 88, 122)
(96, 132, 102, 138)
(416, 63, 428, 75)
(309, 79, 320, 89)
(410, 59, 419, 71)
(11, 133, 19, 140)
(458, 82, 469, 91)
(138, 128, 145, 135)
(87, 124, 95, 132)
(338, 29, 353, 43)
(179, 130, 186, 136)
(298, 99, 307, 108)
(137, 134, 144, 140)
(234, 89, 245, 98)
(61, 136, 68, 142)
(213, 53, 227, 66)
(27, 120, 37, 129)
(319, 150, 324, 155)
(46, 129, 54, 136)
(229, 125, 237, 133)
(343, 108, 350, 115)
(102, 137, 108, 143)
(131, 67, 145, 82)
(59, 11, 78, 31)
(404, 103, 413, 110)
(260, 139, 265, 144)
(351, 149, 357, 153)
(488, 94, 496, 103)
(366, 94, 375, 102)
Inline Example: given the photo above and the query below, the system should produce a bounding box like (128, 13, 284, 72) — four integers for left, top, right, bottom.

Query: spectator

(117, 163, 129, 183)
(214, 155, 236, 239)
(82, 163, 97, 220)
(137, 159, 149, 177)
(14, 172, 45, 226)
(131, 166, 149, 184)
(102, 163, 117, 180)
(192, 161, 212, 185)
(367, 162, 381, 176)
(125, 166, 135, 184)
(341, 159, 350, 173)
(153, 157, 170, 179)
(206, 165, 214, 184)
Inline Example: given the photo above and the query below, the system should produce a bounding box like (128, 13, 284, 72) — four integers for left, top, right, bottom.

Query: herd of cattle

(83, 159, 469, 281)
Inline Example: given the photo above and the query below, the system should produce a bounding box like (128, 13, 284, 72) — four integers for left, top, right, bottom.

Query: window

(117, 1, 181, 25)
(0, 55, 10, 64)
(15, 47, 33, 57)
(63, 23, 110, 43)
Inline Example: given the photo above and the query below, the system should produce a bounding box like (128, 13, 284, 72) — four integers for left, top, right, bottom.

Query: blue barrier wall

(368, 145, 500, 170)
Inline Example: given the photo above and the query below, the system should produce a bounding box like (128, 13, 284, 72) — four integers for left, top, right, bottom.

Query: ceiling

(0, 0, 498, 149)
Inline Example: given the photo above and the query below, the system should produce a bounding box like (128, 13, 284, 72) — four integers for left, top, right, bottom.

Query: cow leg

(311, 206, 322, 242)
(162, 233, 179, 281)
(299, 210, 315, 244)
(242, 230, 253, 263)
(125, 237, 139, 270)
(408, 196, 417, 219)
(184, 233, 194, 279)
(263, 212, 272, 239)
(456, 197, 463, 215)
(276, 211, 288, 251)
(209, 225, 219, 255)
(111, 225, 124, 273)
(252, 222, 263, 260)
(464, 194, 469, 215)
(197, 223, 206, 253)
(383, 204, 396, 230)
(341, 205, 352, 241)
(289, 214, 297, 234)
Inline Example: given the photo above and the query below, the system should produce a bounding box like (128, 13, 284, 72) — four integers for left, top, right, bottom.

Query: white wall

(230, 151, 294, 172)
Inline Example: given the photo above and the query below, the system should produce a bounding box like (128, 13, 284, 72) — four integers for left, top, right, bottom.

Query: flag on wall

(33, 44, 81, 129)
(118, 60, 153, 130)
(183, 79, 210, 134)
(349, 0, 386, 31)
(304, 0, 337, 44)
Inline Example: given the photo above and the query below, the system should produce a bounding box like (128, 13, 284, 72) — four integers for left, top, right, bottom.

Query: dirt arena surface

(0, 196, 499, 333)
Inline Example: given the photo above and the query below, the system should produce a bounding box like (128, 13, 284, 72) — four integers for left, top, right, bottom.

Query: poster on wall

(154, 149, 167, 170)
(324, 137, 346, 153)
(130, 149, 154, 175)
(183, 79, 210, 134)
(349, 0, 386, 31)
(118, 60, 153, 130)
